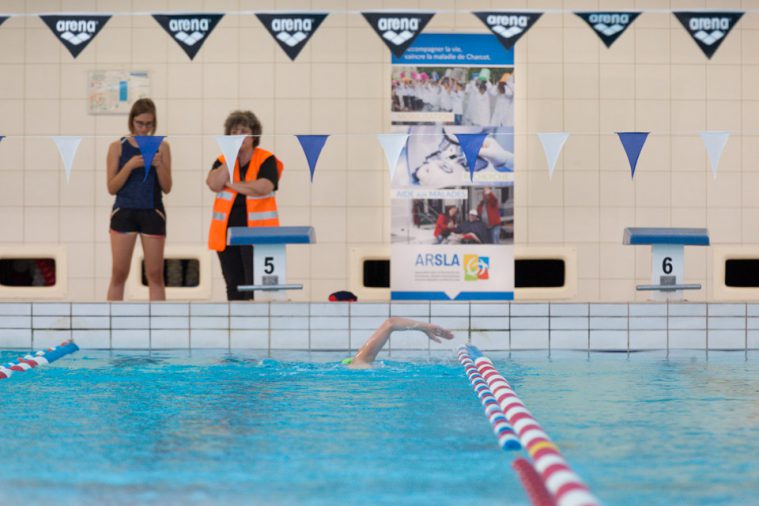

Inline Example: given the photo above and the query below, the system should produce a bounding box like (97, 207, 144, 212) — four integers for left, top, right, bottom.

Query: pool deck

(1, 302, 758, 353)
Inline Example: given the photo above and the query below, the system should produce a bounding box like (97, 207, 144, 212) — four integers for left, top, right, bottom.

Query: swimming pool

(2, 349, 758, 505)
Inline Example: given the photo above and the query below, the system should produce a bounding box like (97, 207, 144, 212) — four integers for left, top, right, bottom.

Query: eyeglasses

(134, 120, 154, 128)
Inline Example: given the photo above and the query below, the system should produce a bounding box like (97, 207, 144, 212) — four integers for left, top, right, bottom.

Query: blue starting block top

(227, 226, 316, 246)
(623, 227, 710, 246)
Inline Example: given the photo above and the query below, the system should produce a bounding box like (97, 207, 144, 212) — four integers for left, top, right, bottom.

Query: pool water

(2, 349, 758, 505)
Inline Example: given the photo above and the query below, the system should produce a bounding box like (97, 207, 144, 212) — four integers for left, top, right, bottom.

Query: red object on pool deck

(328, 291, 357, 302)
(513, 457, 557, 506)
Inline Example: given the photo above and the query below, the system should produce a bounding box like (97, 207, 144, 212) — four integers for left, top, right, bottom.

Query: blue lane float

(0, 341, 79, 380)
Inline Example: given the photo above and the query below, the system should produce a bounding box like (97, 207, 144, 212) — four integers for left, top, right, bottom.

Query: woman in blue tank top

(106, 98, 172, 301)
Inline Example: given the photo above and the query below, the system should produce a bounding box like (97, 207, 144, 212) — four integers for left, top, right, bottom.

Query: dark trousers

(218, 246, 254, 300)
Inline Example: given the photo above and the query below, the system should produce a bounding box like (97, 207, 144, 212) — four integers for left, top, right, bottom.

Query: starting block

(623, 227, 709, 300)
(227, 226, 316, 300)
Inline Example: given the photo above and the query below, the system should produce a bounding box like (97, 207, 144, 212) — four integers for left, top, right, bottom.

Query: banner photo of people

(389, 34, 514, 301)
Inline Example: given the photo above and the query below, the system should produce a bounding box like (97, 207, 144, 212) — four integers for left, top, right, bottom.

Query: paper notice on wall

(87, 70, 151, 115)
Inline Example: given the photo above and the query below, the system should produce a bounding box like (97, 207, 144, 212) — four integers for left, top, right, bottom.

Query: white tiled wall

(0, 302, 756, 353)
(1, 2, 758, 302)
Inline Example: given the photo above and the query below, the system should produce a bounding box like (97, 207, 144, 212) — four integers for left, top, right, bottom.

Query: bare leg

(107, 232, 138, 301)
(141, 234, 166, 301)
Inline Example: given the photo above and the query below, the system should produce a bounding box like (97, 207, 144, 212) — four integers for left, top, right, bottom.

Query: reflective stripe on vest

(217, 191, 235, 201)
(212, 212, 227, 221)
(249, 211, 278, 221)
(246, 193, 275, 201)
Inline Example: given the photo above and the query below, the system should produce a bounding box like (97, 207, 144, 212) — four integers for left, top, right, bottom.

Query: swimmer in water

(343, 317, 454, 369)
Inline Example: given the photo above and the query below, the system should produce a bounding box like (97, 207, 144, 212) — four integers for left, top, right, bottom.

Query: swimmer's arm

(349, 317, 453, 368)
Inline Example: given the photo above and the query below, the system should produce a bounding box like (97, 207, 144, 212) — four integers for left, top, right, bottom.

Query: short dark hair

(128, 98, 157, 135)
(224, 110, 262, 148)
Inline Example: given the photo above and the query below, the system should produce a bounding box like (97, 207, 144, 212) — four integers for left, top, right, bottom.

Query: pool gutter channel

(0, 302, 756, 354)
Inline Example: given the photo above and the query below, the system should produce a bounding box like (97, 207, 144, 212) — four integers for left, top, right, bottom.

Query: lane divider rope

(464, 344, 601, 506)
(0, 341, 79, 380)
(457, 344, 521, 450)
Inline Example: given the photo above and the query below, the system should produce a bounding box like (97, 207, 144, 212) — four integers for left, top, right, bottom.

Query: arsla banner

(674, 11, 744, 59)
(40, 15, 111, 58)
(362, 11, 434, 58)
(152, 13, 224, 60)
(574, 11, 640, 47)
(256, 13, 328, 61)
(472, 11, 542, 51)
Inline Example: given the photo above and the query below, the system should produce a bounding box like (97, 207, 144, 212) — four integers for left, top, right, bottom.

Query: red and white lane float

(457, 345, 520, 451)
(0, 341, 79, 380)
(462, 344, 600, 506)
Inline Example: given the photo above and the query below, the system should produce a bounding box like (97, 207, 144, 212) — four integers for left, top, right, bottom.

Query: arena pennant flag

(537, 132, 569, 180)
(377, 133, 408, 181)
(574, 12, 641, 48)
(700, 131, 730, 179)
(256, 12, 328, 61)
(616, 132, 649, 179)
(0, 16, 9, 28)
(296, 135, 329, 182)
(153, 14, 224, 60)
(134, 136, 164, 182)
(215, 135, 247, 182)
(455, 133, 488, 182)
(51, 136, 81, 183)
(472, 11, 542, 51)
(362, 11, 434, 58)
(40, 15, 111, 58)
(674, 11, 744, 59)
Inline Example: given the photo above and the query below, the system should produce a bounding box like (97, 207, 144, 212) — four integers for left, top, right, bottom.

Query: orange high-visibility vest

(208, 148, 284, 252)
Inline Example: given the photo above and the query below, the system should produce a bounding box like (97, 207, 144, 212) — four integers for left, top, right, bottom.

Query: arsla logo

(271, 18, 314, 47)
(168, 18, 212, 46)
(464, 255, 489, 281)
(588, 13, 631, 37)
(485, 15, 530, 39)
(688, 17, 731, 46)
(55, 19, 99, 45)
(377, 17, 420, 46)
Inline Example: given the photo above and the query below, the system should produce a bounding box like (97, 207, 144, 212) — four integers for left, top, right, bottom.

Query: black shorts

(110, 208, 166, 236)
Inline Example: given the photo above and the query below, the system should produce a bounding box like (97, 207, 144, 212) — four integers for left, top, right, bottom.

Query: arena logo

(153, 14, 224, 60)
(473, 12, 542, 51)
(256, 13, 328, 61)
(40, 15, 111, 58)
(362, 11, 434, 58)
(575, 11, 640, 48)
(674, 11, 744, 59)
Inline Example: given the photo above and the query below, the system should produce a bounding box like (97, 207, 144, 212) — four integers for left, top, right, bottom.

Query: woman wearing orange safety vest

(206, 111, 283, 300)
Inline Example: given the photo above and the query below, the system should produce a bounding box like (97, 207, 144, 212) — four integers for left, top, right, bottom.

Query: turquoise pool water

(2, 349, 758, 505)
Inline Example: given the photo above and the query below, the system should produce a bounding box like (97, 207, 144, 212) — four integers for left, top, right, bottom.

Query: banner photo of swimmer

(390, 33, 514, 301)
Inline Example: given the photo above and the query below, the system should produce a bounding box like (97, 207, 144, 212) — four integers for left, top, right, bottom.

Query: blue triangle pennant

(616, 132, 649, 179)
(296, 135, 329, 182)
(455, 133, 488, 182)
(134, 136, 165, 182)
